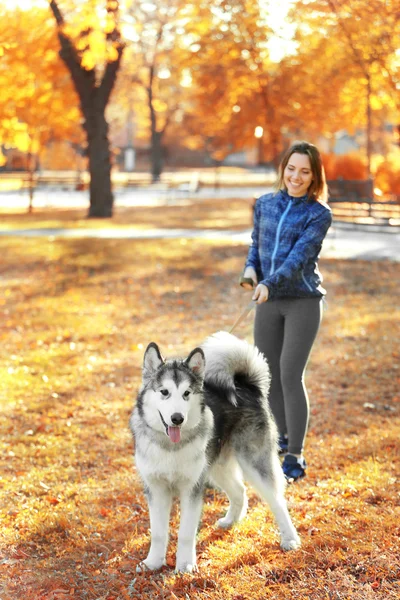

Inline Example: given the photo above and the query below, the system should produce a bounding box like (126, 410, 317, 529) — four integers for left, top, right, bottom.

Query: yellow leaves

(76, 27, 121, 69)
(107, 0, 119, 10)
(375, 150, 400, 194)
(0, 119, 40, 154)
(0, 41, 18, 57)
(13, 131, 38, 154)
(0, 5, 81, 150)
(152, 98, 168, 112)
(1, 117, 22, 132)
(37, 92, 52, 105)
(107, 44, 120, 63)
(105, 14, 117, 35)
(81, 49, 97, 71)
(44, 49, 58, 62)
(370, 95, 383, 111)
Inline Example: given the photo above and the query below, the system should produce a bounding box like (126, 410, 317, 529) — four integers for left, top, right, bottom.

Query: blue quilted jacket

(245, 190, 332, 300)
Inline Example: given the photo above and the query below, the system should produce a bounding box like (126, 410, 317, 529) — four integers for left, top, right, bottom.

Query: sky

(9, 0, 296, 62)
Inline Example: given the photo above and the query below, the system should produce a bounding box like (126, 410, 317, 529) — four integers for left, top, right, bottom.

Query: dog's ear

(185, 348, 205, 378)
(143, 342, 164, 376)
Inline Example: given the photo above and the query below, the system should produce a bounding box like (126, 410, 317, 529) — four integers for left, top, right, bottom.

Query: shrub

(333, 153, 368, 180)
(321, 152, 368, 180)
(320, 153, 336, 180)
(374, 153, 400, 195)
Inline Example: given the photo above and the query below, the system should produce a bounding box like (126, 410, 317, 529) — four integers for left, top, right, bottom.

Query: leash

(228, 276, 257, 334)
(228, 299, 256, 333)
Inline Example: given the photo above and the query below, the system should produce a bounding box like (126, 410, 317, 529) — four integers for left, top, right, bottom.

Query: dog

(129, 331, 300, 573)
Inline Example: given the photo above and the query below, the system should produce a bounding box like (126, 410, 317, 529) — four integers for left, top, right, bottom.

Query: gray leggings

(254, 297, 323, 455)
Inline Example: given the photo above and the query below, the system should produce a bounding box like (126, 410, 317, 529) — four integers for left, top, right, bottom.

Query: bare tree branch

(49, 0, 95, 109)
(100, 46, 124, 107)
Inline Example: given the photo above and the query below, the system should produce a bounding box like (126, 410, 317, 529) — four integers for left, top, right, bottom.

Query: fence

(1, 172, 400, 226)
(327, 179, 400, 227)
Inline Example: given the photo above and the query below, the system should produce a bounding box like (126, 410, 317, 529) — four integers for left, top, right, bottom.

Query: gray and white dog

(130, 331, 300, 574)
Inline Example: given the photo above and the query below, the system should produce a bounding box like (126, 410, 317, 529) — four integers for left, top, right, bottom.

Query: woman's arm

(244, 197, 262, 275)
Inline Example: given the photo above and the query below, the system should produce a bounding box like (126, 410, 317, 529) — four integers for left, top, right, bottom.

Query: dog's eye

(160, 389, 169, 397)
(183, 390, 190, 399)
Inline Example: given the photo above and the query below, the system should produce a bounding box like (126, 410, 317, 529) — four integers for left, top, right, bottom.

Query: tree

(180, 0, 292, 166)
(49, 0, 124, 217)
(326, 0, 399, 172)
(121, 0, 195, 181)
(288, 0, 400, 174)
(185, 0, 399, 168)
(163, 0, 327, 164)
(0, 5, 83, 211)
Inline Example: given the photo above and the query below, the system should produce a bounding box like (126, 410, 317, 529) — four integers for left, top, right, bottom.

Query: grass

(0, 198, 399, 599)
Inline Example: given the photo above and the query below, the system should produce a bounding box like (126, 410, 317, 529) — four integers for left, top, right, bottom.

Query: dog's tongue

(168, 426, 181, 444)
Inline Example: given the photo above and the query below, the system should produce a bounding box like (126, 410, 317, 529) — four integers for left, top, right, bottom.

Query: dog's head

(140, 342, 206, 443)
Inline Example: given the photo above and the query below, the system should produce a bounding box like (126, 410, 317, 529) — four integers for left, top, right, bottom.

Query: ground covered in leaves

(0, 199, 399, 599)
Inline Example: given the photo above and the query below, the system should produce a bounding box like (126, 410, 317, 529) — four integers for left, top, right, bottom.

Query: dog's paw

(217, 505, 247, 529)
(175, 561, 198, 574)
(136, 558, 165, 572)
(216, 516, 235, 529)
(280, 534, 301, 551)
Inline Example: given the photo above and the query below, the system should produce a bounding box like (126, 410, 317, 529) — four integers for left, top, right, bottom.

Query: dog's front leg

(138, 484, 172, 572)
(175, 486, 203, 573)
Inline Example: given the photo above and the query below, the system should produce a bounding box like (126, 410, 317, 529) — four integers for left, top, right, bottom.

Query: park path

(1, 222, 399, 262)
(1, 187, 400, 261)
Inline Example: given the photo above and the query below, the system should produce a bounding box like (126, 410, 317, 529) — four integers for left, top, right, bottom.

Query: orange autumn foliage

(0, 0, 398, 180)
(333, 153, 368, 180)
(374, 154, 400, 195)
(322, 153, 368, 181)
(0, 6, 82, 158)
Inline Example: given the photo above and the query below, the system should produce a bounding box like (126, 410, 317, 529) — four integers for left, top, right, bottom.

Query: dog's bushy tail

(201, 331, 270, 406)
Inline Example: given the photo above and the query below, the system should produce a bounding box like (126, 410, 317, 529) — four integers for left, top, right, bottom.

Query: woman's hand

(252, 283, 269, 304)
(241, 266, 258, 290)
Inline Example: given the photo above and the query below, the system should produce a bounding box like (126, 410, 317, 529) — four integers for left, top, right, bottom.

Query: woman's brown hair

(275, 141, 328, 203)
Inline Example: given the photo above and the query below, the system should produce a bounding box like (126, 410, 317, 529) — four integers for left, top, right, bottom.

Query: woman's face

(283, 152, 313, 197)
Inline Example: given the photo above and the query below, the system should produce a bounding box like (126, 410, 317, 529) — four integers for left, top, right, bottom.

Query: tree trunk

(148, 61, 167, 183)
(27, 147, 35, 214)
(86, 112, 114, 217)
(366, 74, 372, 177)
(151, 130, 163, 183)
(49, 0, 123, 218)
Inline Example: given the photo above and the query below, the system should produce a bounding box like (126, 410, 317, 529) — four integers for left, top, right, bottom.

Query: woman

(241, 141, 332, 481)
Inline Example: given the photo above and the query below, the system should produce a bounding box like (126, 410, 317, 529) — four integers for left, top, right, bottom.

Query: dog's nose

(171, 413, 184, 426)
